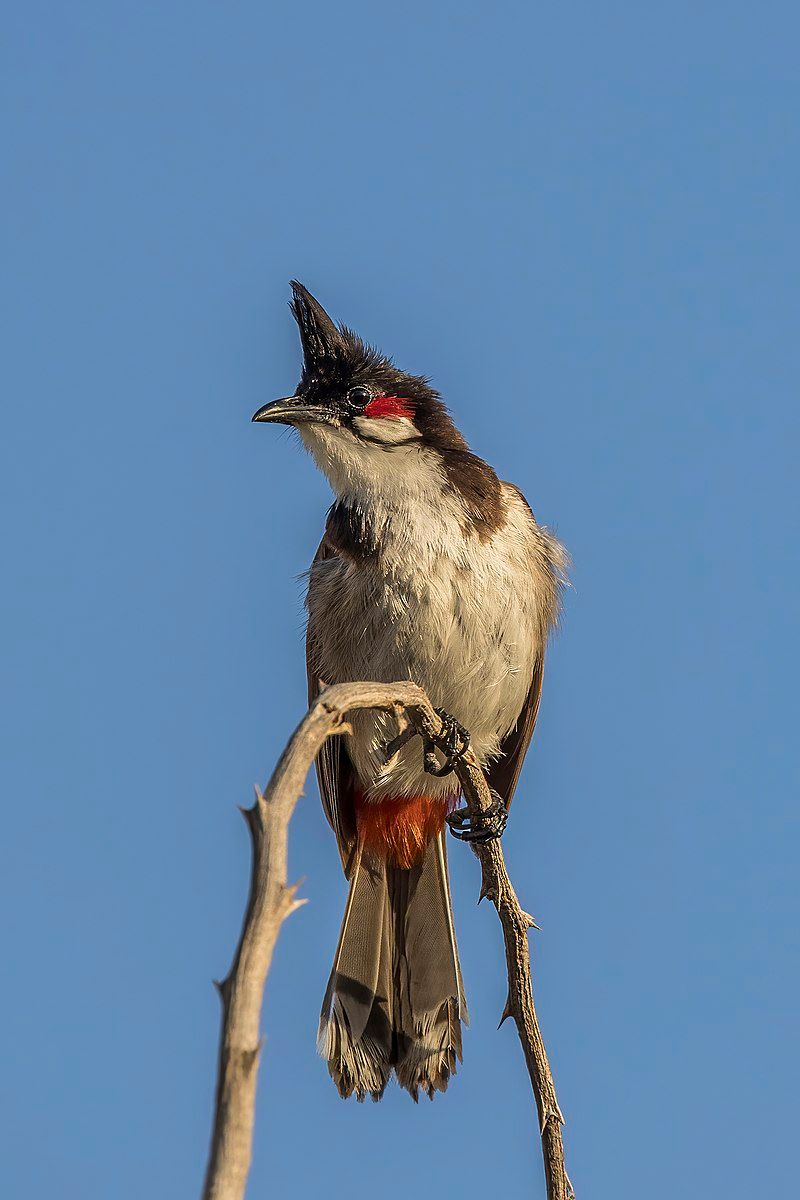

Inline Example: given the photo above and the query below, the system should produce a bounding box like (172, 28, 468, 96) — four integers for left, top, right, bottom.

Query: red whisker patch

(362, 395, 415, 421)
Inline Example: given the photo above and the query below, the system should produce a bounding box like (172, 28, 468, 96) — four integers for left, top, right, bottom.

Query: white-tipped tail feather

(319, 834, 467, 1101)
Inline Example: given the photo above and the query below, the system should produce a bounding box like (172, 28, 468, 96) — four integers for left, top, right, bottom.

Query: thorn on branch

(238, 800, 264, 844)
(540, 1102, 566, 1134)
(281, 881, 308, 916)
(478, 878, 496, 904)
(213, 976, 232, 1006)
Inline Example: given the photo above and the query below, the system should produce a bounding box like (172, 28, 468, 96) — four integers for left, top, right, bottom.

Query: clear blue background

(3, 4, 797, 1197)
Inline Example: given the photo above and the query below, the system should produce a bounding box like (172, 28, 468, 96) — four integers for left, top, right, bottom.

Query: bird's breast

(307, 495, 547, 797)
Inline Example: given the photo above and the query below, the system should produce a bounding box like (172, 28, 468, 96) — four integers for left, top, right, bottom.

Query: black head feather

(290, 281, 345, 364)
(288, 281, 466, 452)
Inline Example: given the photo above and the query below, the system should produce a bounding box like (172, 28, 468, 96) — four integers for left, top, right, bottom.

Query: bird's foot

(422, 710, 472, 777)
(447, 788, 508, 844)
(423, 708, 471, 778)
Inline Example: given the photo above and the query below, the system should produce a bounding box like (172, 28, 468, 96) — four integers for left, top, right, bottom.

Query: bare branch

(434, 736, 574, 1200)
(202, 681, 572, 1200)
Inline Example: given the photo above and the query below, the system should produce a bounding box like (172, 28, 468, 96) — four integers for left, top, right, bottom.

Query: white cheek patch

(352, 415, 418, 444)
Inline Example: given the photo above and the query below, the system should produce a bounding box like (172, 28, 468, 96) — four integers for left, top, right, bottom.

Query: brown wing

(486, 655, 545, 808)
(306, 536, 358, 874)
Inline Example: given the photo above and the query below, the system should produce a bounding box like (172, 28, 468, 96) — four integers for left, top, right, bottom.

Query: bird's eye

(345, 386, 371, 410)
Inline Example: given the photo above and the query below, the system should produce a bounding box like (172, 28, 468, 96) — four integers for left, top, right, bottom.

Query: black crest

(290, 281, 346, 365)
(289, 280, 389, 391)
(288, 281, 444, 423)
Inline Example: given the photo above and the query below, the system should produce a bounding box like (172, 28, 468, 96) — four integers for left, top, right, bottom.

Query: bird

(253, 282, 567, 1102)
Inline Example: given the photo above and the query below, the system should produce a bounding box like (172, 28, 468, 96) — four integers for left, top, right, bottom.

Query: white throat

(298, 421, 448, 513)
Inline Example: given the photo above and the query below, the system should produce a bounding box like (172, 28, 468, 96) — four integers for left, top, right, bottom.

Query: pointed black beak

(251, 396, 334, 426)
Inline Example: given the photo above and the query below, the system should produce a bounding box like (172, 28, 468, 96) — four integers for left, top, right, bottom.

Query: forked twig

(202, 681, 572, 1200)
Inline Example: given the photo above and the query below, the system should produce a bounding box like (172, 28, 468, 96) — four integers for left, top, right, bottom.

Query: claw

(423, 708, 471, 778)
(447, 788, 508, 843)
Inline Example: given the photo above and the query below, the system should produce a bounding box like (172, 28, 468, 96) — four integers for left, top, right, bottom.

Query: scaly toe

(423, 708, 471, 778)
(446, 790, 508, 843)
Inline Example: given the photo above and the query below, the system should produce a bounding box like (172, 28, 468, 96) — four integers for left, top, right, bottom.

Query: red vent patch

(362, 395, 415, 421)
(353, 789, 458, 868)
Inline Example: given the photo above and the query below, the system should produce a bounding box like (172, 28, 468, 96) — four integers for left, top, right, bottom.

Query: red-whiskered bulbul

(253, 283, 566, 1102)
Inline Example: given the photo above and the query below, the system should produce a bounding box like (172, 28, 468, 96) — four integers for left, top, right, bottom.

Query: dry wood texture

(202, 681, 572, 1200)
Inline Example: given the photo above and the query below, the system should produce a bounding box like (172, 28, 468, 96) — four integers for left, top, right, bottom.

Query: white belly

(308, 488, 550, 800)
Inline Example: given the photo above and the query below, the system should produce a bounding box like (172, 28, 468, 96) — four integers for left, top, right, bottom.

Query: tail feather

(319, 848, 393, 1100)
(319, 833, 466, 1101)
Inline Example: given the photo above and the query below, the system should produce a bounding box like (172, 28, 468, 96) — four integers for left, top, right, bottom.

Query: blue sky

(2, 4, 797, 1197)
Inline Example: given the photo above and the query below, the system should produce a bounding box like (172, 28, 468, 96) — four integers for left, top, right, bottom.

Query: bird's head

(253, 282, 466, 496)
